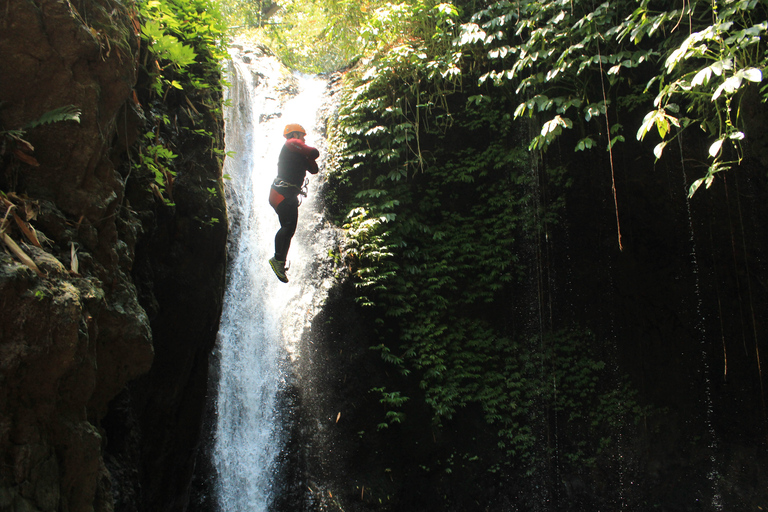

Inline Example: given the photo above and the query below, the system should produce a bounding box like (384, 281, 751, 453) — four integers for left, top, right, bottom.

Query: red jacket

(276, 138, 319, 189)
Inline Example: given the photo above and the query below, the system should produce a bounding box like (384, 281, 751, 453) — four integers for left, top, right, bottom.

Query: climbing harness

(272, 177, 301, 191)
(269, 177, 309, 207)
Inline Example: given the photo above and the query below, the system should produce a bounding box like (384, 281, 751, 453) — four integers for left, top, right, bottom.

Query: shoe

(269, 257, 289, 283)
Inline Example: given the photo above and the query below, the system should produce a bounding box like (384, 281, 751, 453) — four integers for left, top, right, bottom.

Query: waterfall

(210, 44, 334, 511)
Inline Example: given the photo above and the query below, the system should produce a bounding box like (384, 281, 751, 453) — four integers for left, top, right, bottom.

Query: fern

(141, 20, 197, 68)
(25, 105, 81, 129)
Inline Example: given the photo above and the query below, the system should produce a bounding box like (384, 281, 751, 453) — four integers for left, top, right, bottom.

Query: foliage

(229, 0, 373, 72)
(266, 3, 340, 72)
(631, 0, 767, 195)
(275, 0, 378, 71)
(0, 105, 82, 169)
(23, 105, 82, 130)
(318, 0, 374, 63)
(138, 0, 228, 91)
(141, 19, 197, 72)
(220, 0, 465, 73)
(326, 7, 645, 472)
(215, 0, 279, 30)
(458, 0, 768, 195)
(134, 0, 228, 205)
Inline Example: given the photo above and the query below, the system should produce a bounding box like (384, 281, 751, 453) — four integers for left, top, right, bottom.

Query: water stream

(210, 45, 333, 512)
(677, 136, 723, 511)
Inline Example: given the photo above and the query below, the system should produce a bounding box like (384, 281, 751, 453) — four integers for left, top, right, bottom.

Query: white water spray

(211, 45, 333, 511)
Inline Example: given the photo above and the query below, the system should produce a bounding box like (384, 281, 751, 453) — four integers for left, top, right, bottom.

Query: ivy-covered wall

(309, 0, 768, 509)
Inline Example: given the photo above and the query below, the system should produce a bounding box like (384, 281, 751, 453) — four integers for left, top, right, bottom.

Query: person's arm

(286, 139, 320, 174)
(286, 138, 320, 161)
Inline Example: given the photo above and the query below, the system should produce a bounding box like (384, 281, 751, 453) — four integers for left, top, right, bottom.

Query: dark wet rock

(0, 0, 227, 511)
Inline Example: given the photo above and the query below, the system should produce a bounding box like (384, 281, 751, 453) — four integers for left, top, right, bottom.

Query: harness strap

(272, 177, 308, 197)
(272, 178, 300, 190)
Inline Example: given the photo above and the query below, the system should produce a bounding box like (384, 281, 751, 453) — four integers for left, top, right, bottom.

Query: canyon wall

(0, 1, 227, 511)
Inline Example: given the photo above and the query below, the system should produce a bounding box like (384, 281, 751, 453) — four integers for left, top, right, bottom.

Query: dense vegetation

(319, 0, 627, 487)
(235, 0, 766, 197)
(134, 0, 229, 209)
(299, 0, 766, 495)
(0, 0, 228, 276)
(467, 0, 767, 196)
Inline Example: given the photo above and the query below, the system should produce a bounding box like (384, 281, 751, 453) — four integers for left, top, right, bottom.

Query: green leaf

(607, 135, 625, 151)
(25, 105, 81, 129)
(575, 137, 596, 152)
(687, 178, 702, 198)
(141, 20, 197, 68)
(636, 111, 656, 141)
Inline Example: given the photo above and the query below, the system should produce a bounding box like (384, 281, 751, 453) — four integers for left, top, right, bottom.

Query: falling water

(677, 136, 723, 511)
(211, 45, 334, 511)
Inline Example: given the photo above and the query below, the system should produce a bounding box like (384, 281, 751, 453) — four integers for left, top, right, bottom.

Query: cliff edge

(0, 1, 227, 510)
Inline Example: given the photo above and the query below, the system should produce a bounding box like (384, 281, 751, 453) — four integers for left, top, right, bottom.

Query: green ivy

(326, 15, 648, 474)
(458, 0, 768, 194)
(133, 0, 228, 205)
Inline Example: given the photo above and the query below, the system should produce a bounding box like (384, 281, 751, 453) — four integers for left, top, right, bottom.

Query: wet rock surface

(0, 1, 227, 511)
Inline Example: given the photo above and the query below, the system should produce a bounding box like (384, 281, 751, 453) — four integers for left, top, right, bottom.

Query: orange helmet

(283, 123, 306, 138)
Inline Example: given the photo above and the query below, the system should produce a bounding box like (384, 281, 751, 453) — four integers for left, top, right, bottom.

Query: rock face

(0, 1, 227, 511)
(280, 67, 768, 512)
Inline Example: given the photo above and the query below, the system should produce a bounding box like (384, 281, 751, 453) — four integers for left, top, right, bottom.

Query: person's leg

(274, 195, 299, 261)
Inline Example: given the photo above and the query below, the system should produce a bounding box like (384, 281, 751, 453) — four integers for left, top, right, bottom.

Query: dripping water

(210, 45, 335, 512)
(677, 135, 723, 511)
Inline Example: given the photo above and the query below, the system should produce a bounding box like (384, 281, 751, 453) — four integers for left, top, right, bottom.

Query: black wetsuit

(269, 138, 319, 262)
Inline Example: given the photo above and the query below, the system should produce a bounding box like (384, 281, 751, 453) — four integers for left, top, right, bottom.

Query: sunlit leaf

(742, 67, 763, 82)
(636, 111, 656, 141)
(712, 75, 743, 100)
(708, 138, 724, 157)
(691, 67, 712, 87)
(25, 105, 81, 128)
(688, 178, 705, 197)
(655, 115, 670, 139)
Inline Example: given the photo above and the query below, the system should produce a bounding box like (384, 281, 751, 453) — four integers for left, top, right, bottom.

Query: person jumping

(268, 123, 320, 283)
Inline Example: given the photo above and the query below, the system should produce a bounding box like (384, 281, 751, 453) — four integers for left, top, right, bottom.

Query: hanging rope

(597, 41, 623, 251)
